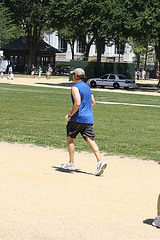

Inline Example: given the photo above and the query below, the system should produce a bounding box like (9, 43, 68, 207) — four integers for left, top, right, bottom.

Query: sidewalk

(136, 79, 158, 85)
(0, 74, 70, 86)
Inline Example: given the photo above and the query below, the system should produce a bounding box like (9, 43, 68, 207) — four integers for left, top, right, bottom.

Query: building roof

(37, 39, 61, 53)
(1, 36, 61, 53)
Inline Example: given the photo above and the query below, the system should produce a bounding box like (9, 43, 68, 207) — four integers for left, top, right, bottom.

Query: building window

(58, 37, 67, 52)
(41, 56, 50, 65)
(115, 38, 125, 55)
(76, 40, 86, 53)
(19, 55, 23, 65)
(10, 56, 13, 61)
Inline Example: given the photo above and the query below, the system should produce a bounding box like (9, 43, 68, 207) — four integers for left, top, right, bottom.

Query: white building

(44, 32, 135, 64)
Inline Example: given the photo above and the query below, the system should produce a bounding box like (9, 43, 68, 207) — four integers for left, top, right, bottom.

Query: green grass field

(0, 83, 160, 161)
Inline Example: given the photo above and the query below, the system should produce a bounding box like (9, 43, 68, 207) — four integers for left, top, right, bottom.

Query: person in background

(137, 69, 140, 80)
(38, 66, 43, 78)
(46, 64, 52, 79)
(7, 65, 13, 79)
(142, 68, 146, 80)
(10, 72, 14, 80)
(0, 71, 3, 79)
(31, 64, 35, 78)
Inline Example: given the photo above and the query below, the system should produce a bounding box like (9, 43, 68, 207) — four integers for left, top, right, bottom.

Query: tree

(127, 38, 149, 68)
(4, 0, 50, 71)
(81, 34, 95, 61)
(49, 0, 115, 62)
(58, 29, 95, 61)
(119, 0, 160, 77)
(0, 2, 23, 48)
(85, 0, 114, 62)
(49, 0, 94, 61)
(57, 27, 77, 60)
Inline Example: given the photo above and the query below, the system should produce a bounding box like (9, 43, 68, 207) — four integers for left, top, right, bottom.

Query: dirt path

(0, 142, 160, 240)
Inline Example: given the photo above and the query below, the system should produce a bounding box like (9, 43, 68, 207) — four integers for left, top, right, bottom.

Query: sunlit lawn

(0, 83, 160, 161)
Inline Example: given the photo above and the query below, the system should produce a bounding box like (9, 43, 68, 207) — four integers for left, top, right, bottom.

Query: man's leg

(152, 194, 160, 228)
(86, 137, 101, 162)
(67, 136, 75, 164)
(86, 136, 107, 176)
(61, 136, 75, 170)
(157, 194, 160, 216)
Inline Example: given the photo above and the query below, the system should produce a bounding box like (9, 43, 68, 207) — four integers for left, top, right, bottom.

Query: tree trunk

(83, 45, 90, 61)
(155, 43, 160, 86)
(96, 41, 102, 63)
(83, 36, 95, 61)
(28, 47, 36, 73)
(154, 57, 158, 80)
(71, 47, 74, 60)
(69, 40, 75, 60)
(96, 37, 105, 63)
(144, 52, 147, 70)
(26, 25, 41, 73)
(144, 46, 148, 70)
(136, 54, 140, 69)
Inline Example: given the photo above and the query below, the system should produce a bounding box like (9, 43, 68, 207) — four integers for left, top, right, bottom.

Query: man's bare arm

(92, 94, 96, 107)
(65, 86, 81, 121)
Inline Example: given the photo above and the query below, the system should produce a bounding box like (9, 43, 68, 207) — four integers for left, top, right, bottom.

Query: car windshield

(118, 75, 127, 79)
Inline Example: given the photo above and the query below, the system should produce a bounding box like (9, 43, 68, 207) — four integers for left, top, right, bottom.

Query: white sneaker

(152, 217, 160, 228)
(61, 162, 75, 170)
(95, 161, 107, 176)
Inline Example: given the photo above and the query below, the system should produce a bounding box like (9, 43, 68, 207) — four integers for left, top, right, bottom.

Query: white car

(87, 74, 136, 89)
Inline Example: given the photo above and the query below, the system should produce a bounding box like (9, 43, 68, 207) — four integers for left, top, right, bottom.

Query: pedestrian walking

(142, 68, 146, 80)
(38, 66, 43, 78)
(31, 64, 35, 78)
(61, 68, 107, 176)
(0, 71, 3, 79)
(46, 64, 52, 79)
(137, 69, 140, 80)
(10, 72, 14, 80)
(7, 65, 13, 79)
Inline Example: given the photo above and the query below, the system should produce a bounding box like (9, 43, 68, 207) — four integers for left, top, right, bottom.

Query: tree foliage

(121, 0, 160, 68)
(49, 0, 115, 62)
(4, 0, 50, 70)
(0, 2, 23, 48)
(2, 0, 160, 70)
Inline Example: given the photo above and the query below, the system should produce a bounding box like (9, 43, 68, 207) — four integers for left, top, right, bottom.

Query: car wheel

(91, 81, 97, 88)
(113, 83, 120, 89)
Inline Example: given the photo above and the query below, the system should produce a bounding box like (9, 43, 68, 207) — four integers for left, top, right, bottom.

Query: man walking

(61, 68, 107, 176)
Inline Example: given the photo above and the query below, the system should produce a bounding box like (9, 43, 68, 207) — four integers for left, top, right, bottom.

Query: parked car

(63, 66, 70, 74)
(56, 66, 70, 74)
(87, 74, 136, 89)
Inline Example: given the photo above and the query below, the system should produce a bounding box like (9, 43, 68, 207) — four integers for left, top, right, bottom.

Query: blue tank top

(70, 81, 93, 124)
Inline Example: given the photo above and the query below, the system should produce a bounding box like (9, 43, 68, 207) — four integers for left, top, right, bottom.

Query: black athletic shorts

(66, 121, 95, 140)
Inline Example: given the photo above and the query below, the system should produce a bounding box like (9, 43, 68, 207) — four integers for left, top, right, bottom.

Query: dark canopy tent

(1, 36, 61, 73)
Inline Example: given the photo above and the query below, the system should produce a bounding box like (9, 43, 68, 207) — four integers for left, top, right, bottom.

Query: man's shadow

(143, 218, 155, 226)
(52, 166, 95, 176)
